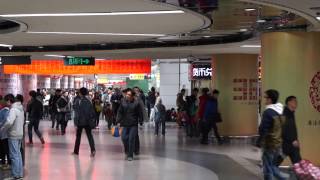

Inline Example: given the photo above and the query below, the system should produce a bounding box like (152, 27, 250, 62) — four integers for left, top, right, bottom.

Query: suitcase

(294, 160, 320, 180)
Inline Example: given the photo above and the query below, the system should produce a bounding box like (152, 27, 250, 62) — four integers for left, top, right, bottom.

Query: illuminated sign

(4, 59, 151, 75)
(191, 64, 212, 79)
(0, 56, 31, 65)
(64, 56, 95, 66)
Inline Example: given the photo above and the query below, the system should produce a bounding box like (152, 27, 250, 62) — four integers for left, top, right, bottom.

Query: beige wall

(212, 54, 259, 136)
(261, 32, 320, 165)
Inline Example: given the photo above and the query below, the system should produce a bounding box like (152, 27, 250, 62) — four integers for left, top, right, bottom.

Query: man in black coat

(116, 88, 144, 161)
(49, 89, 62, 129)
(73, 87, 96, 157)
(27, 90, 45, 145)
(282, 96, 302, 164)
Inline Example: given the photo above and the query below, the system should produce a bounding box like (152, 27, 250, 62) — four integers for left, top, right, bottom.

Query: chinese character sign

(191, 64, 212, 80)
(233, 78, 258, 102)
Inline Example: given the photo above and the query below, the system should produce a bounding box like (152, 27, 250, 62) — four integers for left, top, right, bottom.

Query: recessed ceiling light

(245, 8, 256, 12)
(317, 17, 320, 20)
(0, 44, 13, 49)
(203, 36, 211, 38)
(44, 54, 65, 58)
(27, 31, 165, 37)
(100, 43, 106, 46)
(38, 46, 44, 49)
(241, 45, 261, 48)
(256, 19, 266, 23)
(240, 29, 248, 32)
(0, 10, 185, 17)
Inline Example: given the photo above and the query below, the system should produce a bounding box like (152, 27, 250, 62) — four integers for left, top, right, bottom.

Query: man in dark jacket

(49, 89, 62, 129)
(117, 88, 144, 161)
(282, 96, 302, 164)
(111, 88, 123, 123)
(257, 89, 286, 180)
(27, 90, 45, 145)
(73, 87, 96, 157)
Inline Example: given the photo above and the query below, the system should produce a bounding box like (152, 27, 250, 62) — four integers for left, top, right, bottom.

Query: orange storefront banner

(3, 59, 151, 75)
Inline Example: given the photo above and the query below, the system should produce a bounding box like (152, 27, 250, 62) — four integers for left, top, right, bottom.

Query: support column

(50, 76, 61, 89)
(261, 32, 320, 165)
(19, 75, 37, 103)
(37, 75, 51, 89)
(0, 67, 19, 95)
(61, 76, 69, 89)
(68, 76, 75, 89)
(212, 54, 258, 136)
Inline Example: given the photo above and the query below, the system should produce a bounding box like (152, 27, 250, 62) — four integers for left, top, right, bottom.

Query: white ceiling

(0, 0, 208, 46)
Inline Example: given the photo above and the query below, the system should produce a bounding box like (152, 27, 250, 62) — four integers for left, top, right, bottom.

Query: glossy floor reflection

(1, 121, 263, 180)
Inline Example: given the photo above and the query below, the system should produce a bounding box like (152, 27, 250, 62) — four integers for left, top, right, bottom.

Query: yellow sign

(129, 74, 145, 80)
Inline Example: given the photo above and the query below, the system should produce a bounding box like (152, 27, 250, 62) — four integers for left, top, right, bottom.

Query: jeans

(262, 149, 286, 180)
(8, 139, 23, 178)
(121, 126, 138, 158)
(28, 118, 43, 143)
(73, 126, 95, 154)
(0, 138, 10, 165)
(155, 120, 165, 135)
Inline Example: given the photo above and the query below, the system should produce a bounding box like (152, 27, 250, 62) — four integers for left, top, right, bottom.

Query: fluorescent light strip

(245, 8, 256, 12)
(241, 45, 261, 48)
(0, 44, 13, 48)
(317, 17, 320, 20)
(45, 54, 65, 58)
(0, 10, 184, 17)
(28, 31, 165, 37)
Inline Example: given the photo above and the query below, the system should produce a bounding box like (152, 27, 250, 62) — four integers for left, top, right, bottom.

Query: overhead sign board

(64, 56, 95, 66)
(0, 56, 31, 65)
(191, 63, 212, 80)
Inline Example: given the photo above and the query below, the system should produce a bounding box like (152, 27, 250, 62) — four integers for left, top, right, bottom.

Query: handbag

(112, 127, 121, 137)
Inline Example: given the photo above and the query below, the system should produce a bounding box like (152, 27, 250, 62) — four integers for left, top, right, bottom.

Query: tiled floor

(0, 121, 266, 180)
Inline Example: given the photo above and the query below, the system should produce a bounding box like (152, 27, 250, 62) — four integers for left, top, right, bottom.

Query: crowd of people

(175, 88, 223, 145)
(0, 85, 302, 179)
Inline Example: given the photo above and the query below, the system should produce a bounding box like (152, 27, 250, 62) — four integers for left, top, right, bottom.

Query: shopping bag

(112, 127, 120, 137)
(294, 160, 320, 180)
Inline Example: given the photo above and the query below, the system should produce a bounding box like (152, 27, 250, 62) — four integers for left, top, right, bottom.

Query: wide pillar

(261, 32, 320, 165)
(212, 54, 258, 136)
(0, 67, 19, 95)
(18, 75, 37, 103)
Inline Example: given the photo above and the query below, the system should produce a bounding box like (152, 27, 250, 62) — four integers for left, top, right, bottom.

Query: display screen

(64, 56, 95, 66)
(0, 56, 31, 65)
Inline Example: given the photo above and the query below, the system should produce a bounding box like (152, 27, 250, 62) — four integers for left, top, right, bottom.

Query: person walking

(73, 87, 96, 157)
(92, 97, 102, 129)
(43, 90, 50, 119)
(256, 89, 286, 180)
(111, 88, 123, 124)
(154, 98, 166, 136)
(1, 94, 25, 180)
(0, 98, 11, 170)
(56, 91, 71, 135)
(116, 88, 144, 161)
(176, 89, 187, 127)
(26, 91, 45, 145)
(198, 88, 210, 137)
(201, 90, 222, 145)
(49, 89, 62, 130)
(186, 88, 199, 137)
(281, 96, 302, 164)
